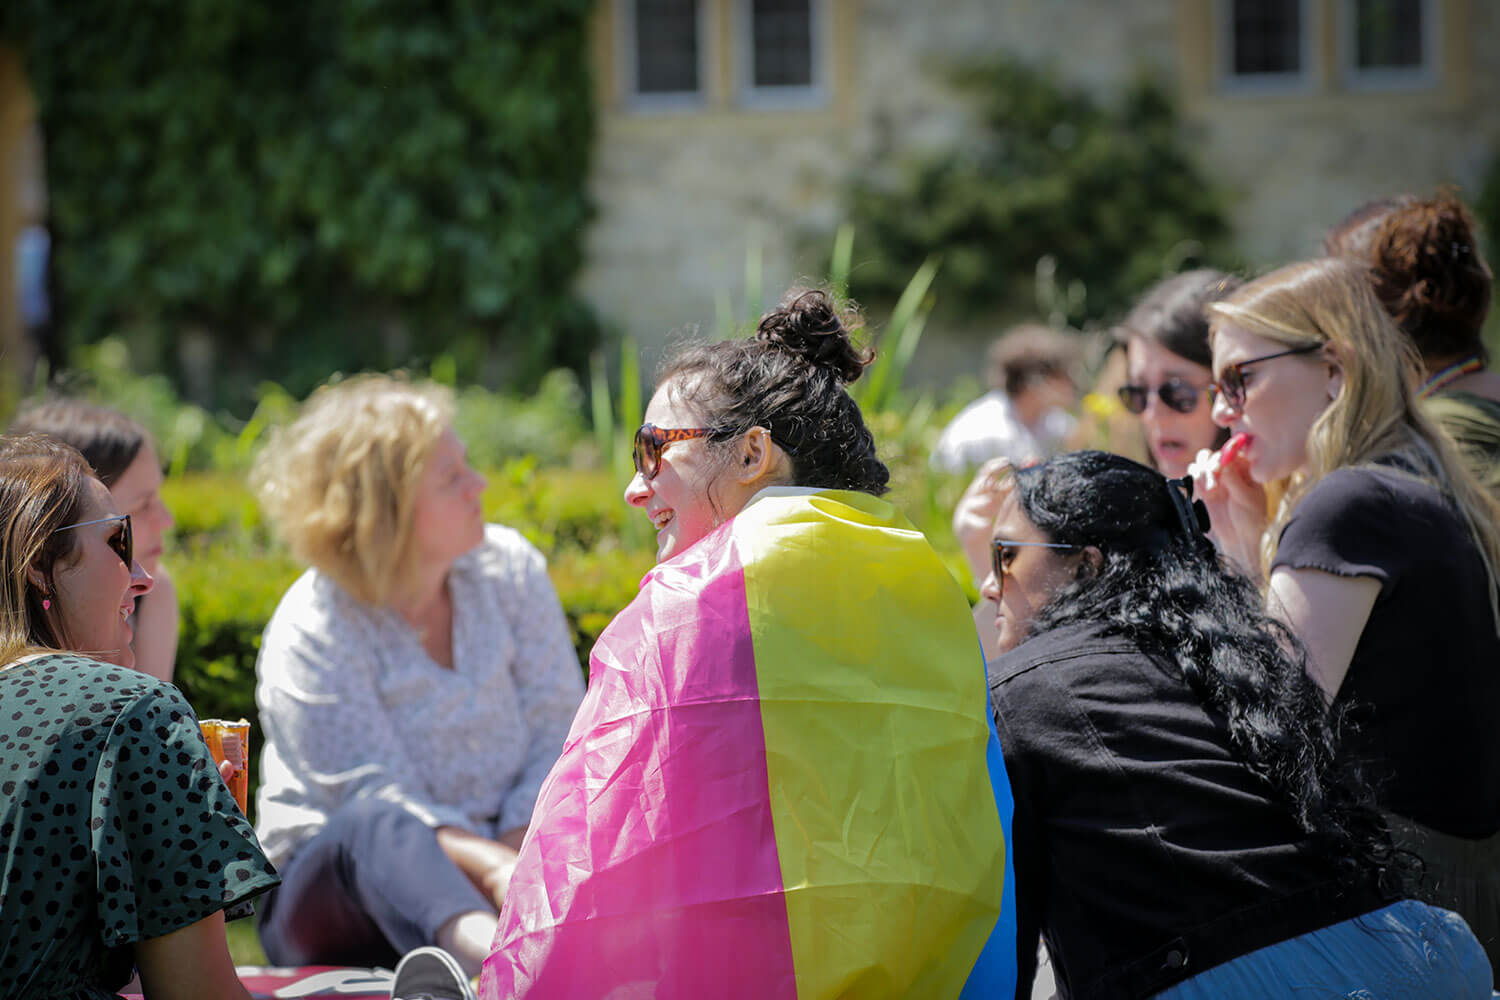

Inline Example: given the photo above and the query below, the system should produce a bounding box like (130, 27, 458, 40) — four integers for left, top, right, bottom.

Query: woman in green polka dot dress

(0, 435, 279, 999)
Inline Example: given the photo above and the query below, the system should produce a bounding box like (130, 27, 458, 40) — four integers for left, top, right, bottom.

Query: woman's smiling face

(47, 477, 154, 668)
(623, 379, 732, 563)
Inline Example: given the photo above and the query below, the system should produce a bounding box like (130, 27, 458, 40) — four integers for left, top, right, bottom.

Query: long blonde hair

(251, 374, 454, 607)
(1208, 258, 1500, 629)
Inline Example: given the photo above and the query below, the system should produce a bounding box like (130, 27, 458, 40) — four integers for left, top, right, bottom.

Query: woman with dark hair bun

(482, 289, 1017, 998)
(985, 450, 1490, 999)
(1325, 191, 1500, 491)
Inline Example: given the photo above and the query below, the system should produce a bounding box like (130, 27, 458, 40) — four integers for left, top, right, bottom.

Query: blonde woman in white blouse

(250, 375, 584, 978)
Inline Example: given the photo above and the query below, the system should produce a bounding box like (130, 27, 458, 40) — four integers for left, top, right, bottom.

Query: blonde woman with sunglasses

(0, 435, 278, 998)
(1193, 257, 1500, 974)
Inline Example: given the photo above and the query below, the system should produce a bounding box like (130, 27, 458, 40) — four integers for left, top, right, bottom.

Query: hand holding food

(1187, 432, 1251, 490)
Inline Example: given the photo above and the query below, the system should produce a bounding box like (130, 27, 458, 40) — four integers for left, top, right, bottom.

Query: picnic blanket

(125, 966, 393, 1000)
(484, 488, 1018, 999)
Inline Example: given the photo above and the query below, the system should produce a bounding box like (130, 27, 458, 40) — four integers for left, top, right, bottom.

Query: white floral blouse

(254, 524, 585, 869)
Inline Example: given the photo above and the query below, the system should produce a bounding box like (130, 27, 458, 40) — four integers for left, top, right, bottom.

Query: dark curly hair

(1014, 450, 1406, 885)
(1324, 191, 1493, 362)
(659, 288, 890, 496)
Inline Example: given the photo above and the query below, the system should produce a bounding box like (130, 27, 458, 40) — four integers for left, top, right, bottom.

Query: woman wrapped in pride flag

(482, 290, 1016, 998)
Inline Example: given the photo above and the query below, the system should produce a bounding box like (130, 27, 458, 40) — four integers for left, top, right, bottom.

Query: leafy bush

(838, 59, 1236, 327)
(1, 0, 600, 411)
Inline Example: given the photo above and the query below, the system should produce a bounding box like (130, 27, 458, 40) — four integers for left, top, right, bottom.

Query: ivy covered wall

(0, 1, 600, 409)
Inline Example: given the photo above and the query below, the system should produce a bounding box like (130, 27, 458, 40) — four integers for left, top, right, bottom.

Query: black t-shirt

(1271, 464, 1500, 838)
(989, 623, 1389, 1000)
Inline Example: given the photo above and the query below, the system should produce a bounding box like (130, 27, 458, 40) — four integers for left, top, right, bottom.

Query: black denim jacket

(989, 623, 1392, 999)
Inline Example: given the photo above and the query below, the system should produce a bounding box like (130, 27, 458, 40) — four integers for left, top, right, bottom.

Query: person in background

(0, 435, 277, 999)
(985, 450, 1490, 999)
(931, 323, 1080, 474)
(485, 290, 1014, 998)
(1324, 190, 1500, 492)
(250, 375, 584, 978)
(954, 273, 1238, 661)
(1114, 270, 1240, 479)
(10, 399, 179, 683)
(1195, 257, 1500, 975)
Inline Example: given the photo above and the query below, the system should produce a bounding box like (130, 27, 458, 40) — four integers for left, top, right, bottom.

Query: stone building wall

(580, 0, 1496, 367)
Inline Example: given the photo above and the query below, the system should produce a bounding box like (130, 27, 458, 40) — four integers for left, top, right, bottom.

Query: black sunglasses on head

(53, 514, 133, 569)
(1117, 379, 1207, 415)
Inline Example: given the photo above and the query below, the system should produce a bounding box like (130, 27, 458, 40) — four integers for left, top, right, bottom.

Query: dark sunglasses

(632, 424, 720, 481)
(1117, 379, 1207, 415)
(1209, 344, 1322, 411)
(990, 538, 1082, 599)
(53, 513, 133, 569)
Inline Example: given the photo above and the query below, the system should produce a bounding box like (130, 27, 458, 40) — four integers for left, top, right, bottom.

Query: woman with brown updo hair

(1325, 190, 1500, 492)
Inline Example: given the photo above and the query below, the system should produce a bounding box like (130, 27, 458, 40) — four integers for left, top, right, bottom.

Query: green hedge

(838, 58, 1236, 327)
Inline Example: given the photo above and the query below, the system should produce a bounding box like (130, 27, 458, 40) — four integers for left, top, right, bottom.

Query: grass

(227, 917, 268, 967)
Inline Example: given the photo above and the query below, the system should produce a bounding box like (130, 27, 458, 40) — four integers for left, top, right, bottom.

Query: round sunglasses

(52, 513, 134, 568)
(1116, 379, 1208, 415)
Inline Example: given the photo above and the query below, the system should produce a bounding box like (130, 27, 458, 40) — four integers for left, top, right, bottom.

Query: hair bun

(755, 289, 874, 385)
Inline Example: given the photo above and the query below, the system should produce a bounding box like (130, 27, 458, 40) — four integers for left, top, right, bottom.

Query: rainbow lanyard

(1418, 355, 1484, 399)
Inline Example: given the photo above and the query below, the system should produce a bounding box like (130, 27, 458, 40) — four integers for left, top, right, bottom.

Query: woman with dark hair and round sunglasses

(10, 399, 180, 684)
(483, 289, 1016, 997)
(984, 449, 1490, 999)
(0, 434, 279, 998)
(1115, 270, 1242, 479)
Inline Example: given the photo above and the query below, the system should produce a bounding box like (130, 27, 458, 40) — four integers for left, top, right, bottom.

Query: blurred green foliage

(0, 0, 600, 411)
(838, 59, 1236, 328)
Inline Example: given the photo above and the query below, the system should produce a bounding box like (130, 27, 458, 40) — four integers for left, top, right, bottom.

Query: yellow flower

(1082, 392, 1126, 420)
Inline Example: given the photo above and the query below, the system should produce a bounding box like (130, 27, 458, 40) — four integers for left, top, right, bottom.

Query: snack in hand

(1187, 433, 1251, 488)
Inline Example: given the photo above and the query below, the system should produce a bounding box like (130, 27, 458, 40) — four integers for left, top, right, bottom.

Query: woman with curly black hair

(985, 450, 1490, 999)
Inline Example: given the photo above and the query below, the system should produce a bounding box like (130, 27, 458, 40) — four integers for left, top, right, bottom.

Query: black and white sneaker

(389, 946, 477, 1000)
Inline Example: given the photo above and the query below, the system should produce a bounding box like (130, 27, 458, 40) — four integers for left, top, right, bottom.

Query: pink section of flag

(482, 531, 799, 999)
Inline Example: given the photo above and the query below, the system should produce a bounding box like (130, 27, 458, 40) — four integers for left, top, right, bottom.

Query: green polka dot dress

(0, 653, 279, 998)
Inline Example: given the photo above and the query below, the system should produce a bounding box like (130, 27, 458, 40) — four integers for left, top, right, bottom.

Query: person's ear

(25, 564, 48, 596)
(1323, 345, 1345, 401)
(735, 426, 780, 486)
(1075, 546, 1104, 582)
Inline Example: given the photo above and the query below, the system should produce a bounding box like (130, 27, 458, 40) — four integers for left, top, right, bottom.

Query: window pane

(636, 0, 699, 94)
(1230, 0, 1302, 75)
(1355, 0, 1424, 69)
(752, 0, 813, 88)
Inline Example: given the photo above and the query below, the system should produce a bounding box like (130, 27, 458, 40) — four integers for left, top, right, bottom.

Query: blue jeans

(1156, 899, 1493, 999)
(257, 798, 492, 968)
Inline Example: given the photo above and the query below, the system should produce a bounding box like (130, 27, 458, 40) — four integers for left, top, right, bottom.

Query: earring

(42, 598, 51, 611)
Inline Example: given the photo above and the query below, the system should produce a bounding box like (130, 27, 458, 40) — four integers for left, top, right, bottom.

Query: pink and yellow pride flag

(483, 488, 1016, 999)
